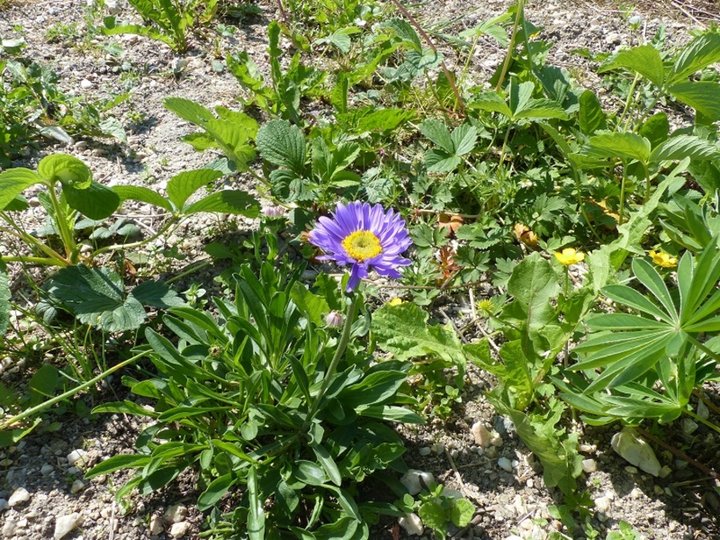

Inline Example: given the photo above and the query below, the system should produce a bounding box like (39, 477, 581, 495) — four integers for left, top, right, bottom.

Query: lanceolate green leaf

(670, 32, 720, 85)
(166, 169, 224, 210)
(599, 44, 665, 87)
(112, 185, 173, 212)
(668, 82, 720, 121)
(182, 190, 259, 217)
(586, 131, 651, 163)
(650, 135, 719, 164)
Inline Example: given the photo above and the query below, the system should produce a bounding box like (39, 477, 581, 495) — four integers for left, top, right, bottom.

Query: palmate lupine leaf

(572, 242, 720, 392)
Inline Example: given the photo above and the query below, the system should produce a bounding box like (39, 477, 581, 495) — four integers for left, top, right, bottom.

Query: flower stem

(307, 295, 360, 421)
(0, 350, 148, 431)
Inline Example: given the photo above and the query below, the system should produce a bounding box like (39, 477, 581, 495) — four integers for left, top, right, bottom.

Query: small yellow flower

(477, 299, 494, 314)
(648, 249, 678, 268)
(554, 248, 585, 266)
(387, 297, 404, 306)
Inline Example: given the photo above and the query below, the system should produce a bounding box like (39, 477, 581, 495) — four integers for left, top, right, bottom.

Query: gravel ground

(1, 0, 719, 539)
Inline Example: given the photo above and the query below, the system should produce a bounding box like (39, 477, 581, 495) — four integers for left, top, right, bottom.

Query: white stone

(80, 79, 93, 90)
(170, 521, 190, 538)
(629, 487, 643, 499)
(581, 459, 597, 473)
(497, 457, 513, 472)
(149, 514, 164, 535)
(67, 449, 89, 468)
(400, 470, 436, 495)
(70, 479, 85, 494)
(2, 518, 17, 537)
(8, 487, 30, 507)
(594, 496, 611, 513)
(610, 428, 661, 476)
(471, 422, 492, 447)
(54, 513, 82, 540)
(398, 512, 424, 536)
(490, 432, 504, 447)
(164, 503, 188, 523)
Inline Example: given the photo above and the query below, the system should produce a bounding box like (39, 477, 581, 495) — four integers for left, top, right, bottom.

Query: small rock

(41, 464, 54, 476)
(70, 479, 85, 494)
(659, 465, 672, 478)
(80, 79, 93, 90)
(681, 418, 698, 435)
(497, 457, 513, 472)
(581, 459, 597, 473)
(398, 512, 424, 536)
(611, 428, 661, 476)
(2, 519, 17, 537)
(625, 466, 638, 474)
(697, 400, 709, 420)
(629, 487, 643, 499)
(164, 503, 188, 524)
(67, 449, 89, 468)
(418, 447, 432, 457)
(169, 521, 190, 538)
(400, 470, 437, 495)
(0, 498, 8, 512)
(54, 513, 82, 540)
(490, 431, 504, 447)
(471, 422, 492, 447)
(9, 487, 30, 507)
(594, 496, 611, 513)
(149, 514, 164, 535)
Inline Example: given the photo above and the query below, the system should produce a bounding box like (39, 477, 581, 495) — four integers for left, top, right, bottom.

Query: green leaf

(294, 460, 328, 486)
(599, 44, 665, 87)
(420, 119, 454, 154)
(29, 364, 59, 401)
(290, 283, 329, 326)
(650, 135, 719, 164)
(92, 400, 157, 417)
(257, 120, 306, 173)
(449, 498, 475, 527)
(668, 82, 720, 121)
(418, 499, 448, 538)
(37, 154, 92, 188)
(425, 150, 462, 173)
(578, 90, 607, 135)
(450, 124, 478, 156)
(182, 190, 259, 217)
(586, 131, 652, 163)
(469, 91, 513, 117)
(85, 454, 151, 479)
(131, 281, 184, 308)
(63, 181, 121, 220)
(166, 169, 224, 210)
(670, 32, 720, 84)
(0, 168, 43, 210)
(639, 113, 669, 148)
(112, 185, 172, 211)
(311, 443, 342, 486)
(198, 473, 235, 511)
(47, 265, 147, 332)
(372, 303, 466, 368)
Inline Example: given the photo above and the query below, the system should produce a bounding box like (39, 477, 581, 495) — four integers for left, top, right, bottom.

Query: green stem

(642, 162, 652, 204)
(0, 215, 69, 266)
(687, 335, 720, 365)
(495, 0, 525, 92)
(91, 215, 179, 260)
(619, 74, 640, 131)
(307, 295, 360, 421)
(0, 256, 65, 266)
(497, 124, 513, 179)
(618, 160, 627, 226)
(47, 184, 77, 259)
(0, 350, 148, 431)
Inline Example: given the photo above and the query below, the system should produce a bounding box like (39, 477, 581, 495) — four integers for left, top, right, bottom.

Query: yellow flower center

(342, 230, 383, 262)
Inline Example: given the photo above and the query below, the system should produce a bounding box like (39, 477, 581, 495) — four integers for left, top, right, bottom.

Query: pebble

(594, 495, 611, 513)
(54, 513, 82, 540)
(170, 521, 190, 538)
(471, 422, 492, 447)
(9, 487, 31, 507)
(490, 432, 504, 447)
(164, 503, 188, 523)
(70, 479, 85, 494)
(418, 446, 432, 456)
(0, 498, 7, 512)
(41, 463, 54, 476)
(581, 459, 597, 473)
(611, 429, 661, 476)
(498, 457, 513, 472)
(681, 418, 698, 435)
(398, 512, 424, 536)
(400, 470, 437, 495)
(80, 79, 93, 89)
(2, 518, 17, 537)
(67, 449, 89, 468)
(149, 514, 164, 535)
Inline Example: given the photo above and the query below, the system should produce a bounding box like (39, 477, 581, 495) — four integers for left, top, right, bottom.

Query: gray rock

(0, 498, 8, 512)
(471, 422, 492, 448)
(611, 428, 661, 476)
(54, 513, 82, 540)
(497, 457, 513, 472)
(70, 479, 85, 494)
(164, 503, 188, 524)
(169, 521, 190, 538)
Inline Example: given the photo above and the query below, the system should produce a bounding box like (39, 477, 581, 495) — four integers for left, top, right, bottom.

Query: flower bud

(325, 310, 344, 328)
(263, 205, 286, 219)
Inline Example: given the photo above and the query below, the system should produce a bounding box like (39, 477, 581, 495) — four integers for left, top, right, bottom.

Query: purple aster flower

(309, 201, 412, 291)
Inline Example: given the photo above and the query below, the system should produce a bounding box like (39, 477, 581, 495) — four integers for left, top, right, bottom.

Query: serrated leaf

(182, 190, 259, 217)
(425, 150, 462, 173)
(668, 82, 720, 121)
(166, 169, 224, 210)
(420, 119, 454, 153)
(469, 91, 513, 117)
(112, 185, 173, 211)
(38, 154, 92, 188)
(0, 168, 42, 211)
(578, 90, 607, 134)
(599, 44, 665, 87)
(63, 180, 121, 220)
(651, 135, 719, 164)
(256, 120, 306, 172)
(670, 32, 720, 84)
(131, 281, 184, 309)
(639, 112, 669, 148)
(586, 131, 651, 163)
(451, 124, 477, 155)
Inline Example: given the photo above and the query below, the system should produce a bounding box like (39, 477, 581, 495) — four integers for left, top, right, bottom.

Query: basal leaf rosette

(309, 201, 412, 291)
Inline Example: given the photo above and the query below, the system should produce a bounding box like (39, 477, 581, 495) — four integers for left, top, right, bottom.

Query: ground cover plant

(1, 0, 720, 538)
